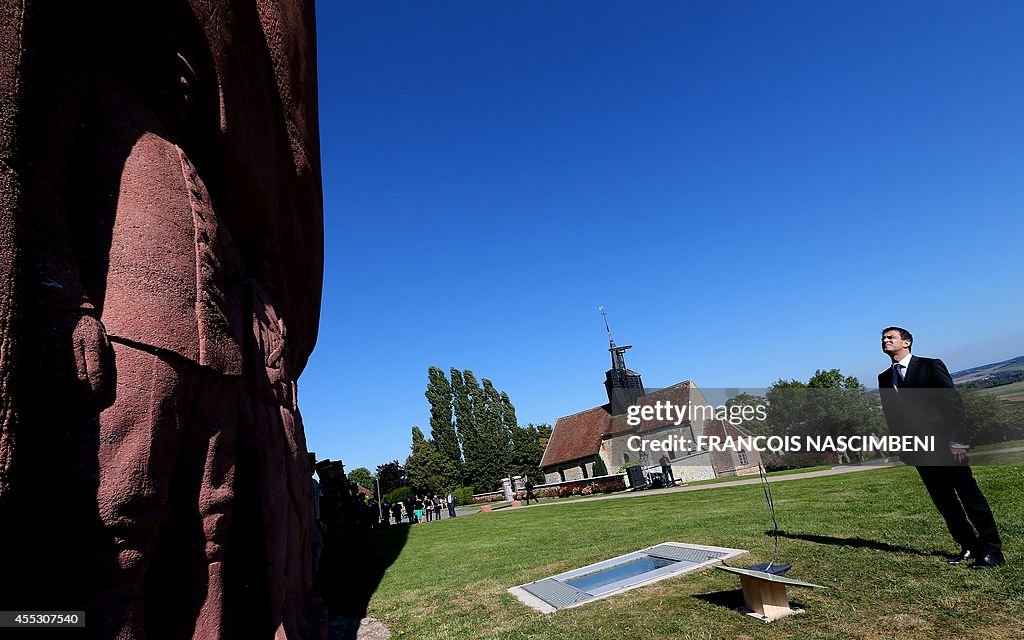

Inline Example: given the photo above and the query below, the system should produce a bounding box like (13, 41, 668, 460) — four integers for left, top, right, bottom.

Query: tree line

(726, 368, 1024, 467)
(419, 366, 550, 494)
(351, 367, 1022, 498)
(357, 367, 552, 501)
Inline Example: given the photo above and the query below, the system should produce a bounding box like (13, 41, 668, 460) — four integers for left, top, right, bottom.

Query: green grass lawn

(353, 466, 1024, 639)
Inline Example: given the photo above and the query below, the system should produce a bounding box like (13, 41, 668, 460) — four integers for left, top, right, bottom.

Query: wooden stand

(715, 565, 824, 622)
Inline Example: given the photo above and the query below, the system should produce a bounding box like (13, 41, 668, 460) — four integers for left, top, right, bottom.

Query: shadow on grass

(692, 587, 747, 611)
(693, 589, 808, 617)
(769, 530, 947, 558)
(320, 522, 410, 639)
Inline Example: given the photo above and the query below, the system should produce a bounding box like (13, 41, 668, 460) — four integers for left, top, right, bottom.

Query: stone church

(539, 329, 761, 485)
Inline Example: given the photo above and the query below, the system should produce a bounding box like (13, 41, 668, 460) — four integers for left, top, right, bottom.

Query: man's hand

(71, 313, 115, 410)
(950, 447, 968, 463)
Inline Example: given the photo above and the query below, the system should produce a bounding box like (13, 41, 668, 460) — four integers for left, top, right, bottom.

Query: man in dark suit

(878, 327, 1004, 568)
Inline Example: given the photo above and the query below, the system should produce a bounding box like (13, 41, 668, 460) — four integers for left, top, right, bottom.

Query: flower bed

(535, 474, 627, 498)
(470, 490, 506, 504)
(763, 451, 837, 472)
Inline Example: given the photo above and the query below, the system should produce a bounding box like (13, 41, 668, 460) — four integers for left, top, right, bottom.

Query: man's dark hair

(882, 326, 913, 350)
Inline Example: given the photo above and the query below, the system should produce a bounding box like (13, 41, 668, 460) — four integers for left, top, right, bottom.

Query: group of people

(383, 492, 458, 525)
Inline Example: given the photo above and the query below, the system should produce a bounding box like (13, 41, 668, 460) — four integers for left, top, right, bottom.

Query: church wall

(705, 421, 764, 477)
(670, 452, 717, 481)
(600, 423, 716, 480)
(541, 458, 595, 485)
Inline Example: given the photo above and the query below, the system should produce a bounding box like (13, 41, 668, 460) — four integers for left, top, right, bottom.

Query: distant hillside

(952, 355, 1024, 391)
(867, 355, 1024, 395)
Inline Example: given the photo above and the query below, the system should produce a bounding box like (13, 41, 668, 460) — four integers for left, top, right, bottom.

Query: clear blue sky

(301, 1, 1024, 473)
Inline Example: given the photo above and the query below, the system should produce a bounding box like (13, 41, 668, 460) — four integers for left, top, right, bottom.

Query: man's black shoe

(970, 553, 1005, 569)
(946, 548, 974, 564)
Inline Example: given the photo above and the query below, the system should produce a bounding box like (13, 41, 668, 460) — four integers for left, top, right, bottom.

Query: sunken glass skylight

(509, 542, 747, 613)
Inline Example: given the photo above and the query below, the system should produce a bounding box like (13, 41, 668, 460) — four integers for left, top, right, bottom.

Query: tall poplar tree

(481, 379, 509, 483)
(430, 369, 541, 491)
(500, 392, 518, 434)
(450, 368, 474, 486)
(509, 424, 542, 481)
(500, 391, 519, 468)
(459, 370, 489, 490)
(425, 366, 460, 467)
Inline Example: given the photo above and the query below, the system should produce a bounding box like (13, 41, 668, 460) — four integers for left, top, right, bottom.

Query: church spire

(599, 305, 632, 371)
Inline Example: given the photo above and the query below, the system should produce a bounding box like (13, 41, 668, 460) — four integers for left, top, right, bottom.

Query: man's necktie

(892, 363, 904, 388)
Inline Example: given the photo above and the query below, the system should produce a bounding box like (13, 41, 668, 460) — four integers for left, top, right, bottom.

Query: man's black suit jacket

(878, 356, 968, 466)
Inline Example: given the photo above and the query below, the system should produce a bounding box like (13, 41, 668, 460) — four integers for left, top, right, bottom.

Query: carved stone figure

(241, 241, 319, 639)
(0, 2, 324, 638)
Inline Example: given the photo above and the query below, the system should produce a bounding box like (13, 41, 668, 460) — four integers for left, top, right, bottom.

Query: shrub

(384, 486, 412, 505)
(592, 456, 608, 476)
(536, 476, 626, 500)
(617, 461, 641, 473)
(598, 479, 625, 493)
(453, 486, 474, 505)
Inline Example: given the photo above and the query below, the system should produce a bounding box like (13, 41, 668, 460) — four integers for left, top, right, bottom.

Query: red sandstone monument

(0, 2, 324, 638)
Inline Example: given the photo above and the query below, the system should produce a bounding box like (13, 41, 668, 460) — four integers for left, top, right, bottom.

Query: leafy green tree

(500, 391, 518, 440)
(725, 392, 769, 435)
(765, 379, 808, 437)
(460, 370, 491, 490)
(406, 426, 459, 494)
(765, 370, 882, 441)
(508, 424, 537, 478)
(428, 369, 540, 491)
(482, 379, 510, 478)
(347, 467, 375, 491)
(384, 486, 412, 505)
(375, 460, 407, 497)
(426, 366, 460, 467)
(534, 423, 553, 452)
(592, 455, 609, 476)
(961, 389, 1023, 445)
(806, 369, 880, 439)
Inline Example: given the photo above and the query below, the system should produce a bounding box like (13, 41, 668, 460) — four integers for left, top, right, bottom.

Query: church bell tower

(599, 306, 644, 416)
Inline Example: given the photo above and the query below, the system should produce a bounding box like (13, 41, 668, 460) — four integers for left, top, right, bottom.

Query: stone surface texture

(0, 2, 324, 639)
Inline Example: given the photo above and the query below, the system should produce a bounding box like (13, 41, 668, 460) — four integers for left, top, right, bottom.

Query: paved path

(498, 462, 899, 511)
(972, 445, 1024, 457)
(476, 445, 1024, 514)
